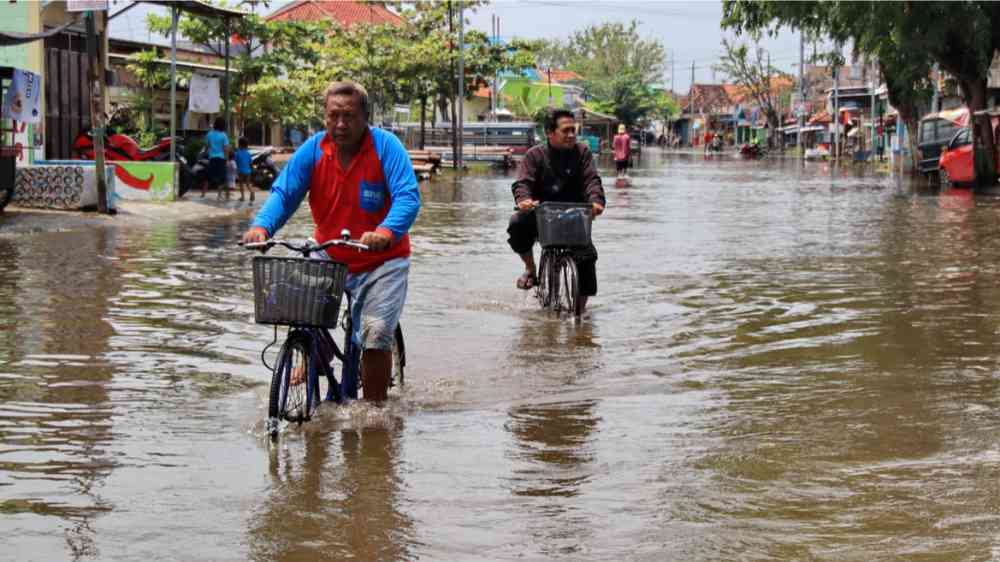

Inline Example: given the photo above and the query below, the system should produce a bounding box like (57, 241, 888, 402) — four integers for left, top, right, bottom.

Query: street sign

(67, 0, 108, 12)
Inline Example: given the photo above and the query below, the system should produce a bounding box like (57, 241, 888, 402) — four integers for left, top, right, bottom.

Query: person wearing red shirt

(612, 124, 631, 179)
(242, 81, 420, 402)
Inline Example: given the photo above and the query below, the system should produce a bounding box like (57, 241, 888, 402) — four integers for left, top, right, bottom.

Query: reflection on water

(7, 153, 1000, 560)
(249, 425, 412, 562)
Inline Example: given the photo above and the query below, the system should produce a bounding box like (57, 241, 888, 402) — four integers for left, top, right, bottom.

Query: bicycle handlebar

(239, 228, 369, 254)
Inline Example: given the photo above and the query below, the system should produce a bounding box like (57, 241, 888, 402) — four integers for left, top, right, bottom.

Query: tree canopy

(722, 0, 998, 180)
(532, 20, 673, 126)
(714, 38, 790, 146)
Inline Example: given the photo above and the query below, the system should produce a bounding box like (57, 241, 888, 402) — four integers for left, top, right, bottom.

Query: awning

(108, 53, 238, 74)
(0, 17, 80, 46)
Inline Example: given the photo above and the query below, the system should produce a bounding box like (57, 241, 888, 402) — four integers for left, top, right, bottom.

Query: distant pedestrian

(613, 124, 631, 178)
(235, 137, 255, 202)
(201, 117, 230, 198)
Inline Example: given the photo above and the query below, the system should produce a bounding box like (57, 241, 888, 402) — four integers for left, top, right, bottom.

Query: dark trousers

(507, 209, 598, 296)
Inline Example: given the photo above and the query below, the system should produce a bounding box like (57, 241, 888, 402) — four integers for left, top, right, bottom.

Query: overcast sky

(108, 0, 806, 94)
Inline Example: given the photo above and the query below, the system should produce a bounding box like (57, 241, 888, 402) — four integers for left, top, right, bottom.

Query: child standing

(235, 137, 254, 202)
(222, 152, 237, 201)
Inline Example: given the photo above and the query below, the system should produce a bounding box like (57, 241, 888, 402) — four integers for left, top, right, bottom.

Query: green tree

(557, 20, 667, 126)
(125, 48, 172, 133)
(564, 20, 664, 84)
(714, 38, 790, 148)
(650, 90, 680, 123)
(522, 38, 570, 70)
(146, 2, 329, 134)
(586, 70, 660, 127)
(722, 0, 993, 182)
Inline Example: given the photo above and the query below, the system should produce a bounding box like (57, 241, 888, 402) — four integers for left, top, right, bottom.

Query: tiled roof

(723, 76, 795, 107)
(723, 84, 743, 104)
(267, 1, 404, 27)
(473, 84, 491, 99)
(549, 69, 582, 83)
(687, 83, 732, 114)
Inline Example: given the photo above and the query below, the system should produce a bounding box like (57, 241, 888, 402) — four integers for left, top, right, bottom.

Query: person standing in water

(613, 124, 631, 179)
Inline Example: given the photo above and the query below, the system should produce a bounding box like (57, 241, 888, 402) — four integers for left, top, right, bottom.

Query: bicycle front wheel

(553, 254, 582, 317)
(268, 332, 327, 435)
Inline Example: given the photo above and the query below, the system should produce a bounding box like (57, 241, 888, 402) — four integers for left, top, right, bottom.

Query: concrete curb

(0, 198, 258, 237)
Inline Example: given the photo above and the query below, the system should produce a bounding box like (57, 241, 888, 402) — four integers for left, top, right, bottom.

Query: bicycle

(241, 230, 406, 439)
(533, 202, 594, 318)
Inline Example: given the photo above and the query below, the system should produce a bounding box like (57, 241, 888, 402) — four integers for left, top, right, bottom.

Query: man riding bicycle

(241, 80, 420, 402)
(508, 108, 606, 312)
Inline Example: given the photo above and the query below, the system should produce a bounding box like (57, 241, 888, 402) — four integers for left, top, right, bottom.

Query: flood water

(5, 150, 1000, 561)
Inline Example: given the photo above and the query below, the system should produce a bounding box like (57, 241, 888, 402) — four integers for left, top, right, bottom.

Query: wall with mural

(113, 162, 177, 202)
(15, 163, 115, 210)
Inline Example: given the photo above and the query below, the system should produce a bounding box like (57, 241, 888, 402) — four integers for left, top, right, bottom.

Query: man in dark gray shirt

(508, 109, 606, 311)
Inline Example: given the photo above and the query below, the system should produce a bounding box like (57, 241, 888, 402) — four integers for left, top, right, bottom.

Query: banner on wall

(188, 74, 221, 114)
(2, 68, 41, 124)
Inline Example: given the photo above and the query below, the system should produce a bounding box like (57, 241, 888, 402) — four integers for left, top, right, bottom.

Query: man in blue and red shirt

(242, 81, 420, 402)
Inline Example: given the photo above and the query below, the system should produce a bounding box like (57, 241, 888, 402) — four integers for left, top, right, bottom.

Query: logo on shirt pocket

(359, 180, 386, 213)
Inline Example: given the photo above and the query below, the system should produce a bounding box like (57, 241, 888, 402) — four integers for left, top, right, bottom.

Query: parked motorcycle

(705, 135, 724, 153)
(72, 106, 179, 162)
(72, 128, 178, 162)
(182, 146, 279, 198)
(739, 143, 766, 159)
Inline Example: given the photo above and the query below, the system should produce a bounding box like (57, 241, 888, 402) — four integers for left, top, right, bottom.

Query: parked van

(917, 108, 967, 177)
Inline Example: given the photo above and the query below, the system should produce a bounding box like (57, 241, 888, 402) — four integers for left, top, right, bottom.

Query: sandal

(516, 271, 537, 290)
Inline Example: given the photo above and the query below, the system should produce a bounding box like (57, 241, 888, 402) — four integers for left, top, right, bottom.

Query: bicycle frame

(246, 232, 405, 433)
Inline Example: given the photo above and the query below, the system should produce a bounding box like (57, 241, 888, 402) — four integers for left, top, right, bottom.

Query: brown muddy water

(4, 151, 1000, 561)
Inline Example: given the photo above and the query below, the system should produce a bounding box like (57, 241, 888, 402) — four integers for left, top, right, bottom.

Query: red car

(938, 116, 1000, 187)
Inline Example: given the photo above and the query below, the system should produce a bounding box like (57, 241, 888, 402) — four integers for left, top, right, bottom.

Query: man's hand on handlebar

(517, 198, 539, 212)
(242, 226, 269, 245)
(360, 230, 392, 252)
(592, 202, 605, 218)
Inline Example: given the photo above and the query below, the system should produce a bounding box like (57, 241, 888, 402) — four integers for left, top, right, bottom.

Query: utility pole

(85, 10, 109, 214)
(447, 1, 458, 169)
(797, 31, 803, 156)
(871, 62, 877, 161)
(690, 60, 695, 145)
(670, 50, 675, 145)
(495, 16, 502, 114)
(457, 0, 464, 170)
(767, 49, 771, 147)
(169, 2, 178, 198)
(833, 64, 839, 165)
(223, 16, 232, 135)
(491, 14, 496, 118)
(547, 68, 552, 106)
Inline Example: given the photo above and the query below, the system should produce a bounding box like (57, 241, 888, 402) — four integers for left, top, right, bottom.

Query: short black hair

(213, 117, 225, 131)
(544, 108, 575, 133)
(238, 137, 248, 148)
